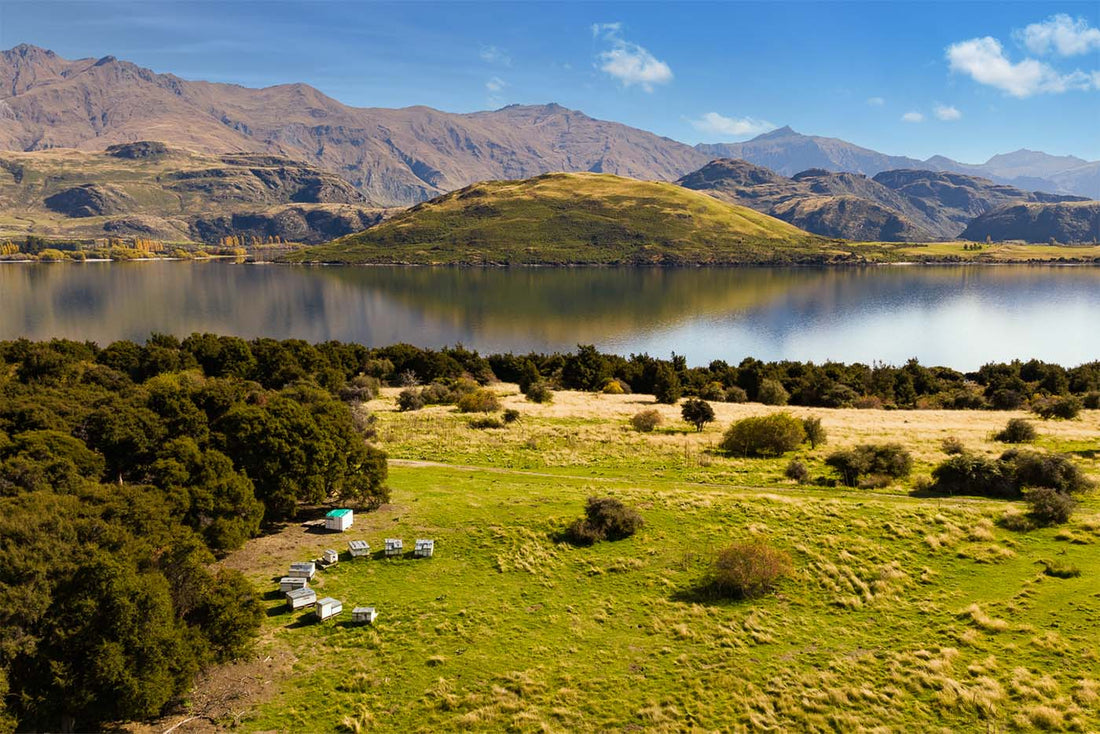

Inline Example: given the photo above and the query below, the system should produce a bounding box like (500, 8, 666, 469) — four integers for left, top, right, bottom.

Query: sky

(1, 0, 1098, 162)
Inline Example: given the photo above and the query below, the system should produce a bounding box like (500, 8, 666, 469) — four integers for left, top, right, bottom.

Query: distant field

(879, 241, 1100, 263)
(203, 388, 1100, 732)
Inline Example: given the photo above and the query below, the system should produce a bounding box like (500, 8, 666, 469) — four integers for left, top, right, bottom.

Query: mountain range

(1, 44, 1097, 208)
(677, 160, 1087, 242)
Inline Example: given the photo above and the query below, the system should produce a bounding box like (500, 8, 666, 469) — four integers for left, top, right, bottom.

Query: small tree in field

(756, 379, 789, 406)
(681, 398, 715, 432)
(802, 416, 827, 449)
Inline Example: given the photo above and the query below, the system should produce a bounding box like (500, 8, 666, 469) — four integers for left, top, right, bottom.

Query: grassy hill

(285, 172, 855, 265)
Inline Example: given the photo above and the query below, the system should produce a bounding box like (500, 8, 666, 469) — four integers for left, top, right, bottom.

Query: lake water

(1, 262, 1098, 370)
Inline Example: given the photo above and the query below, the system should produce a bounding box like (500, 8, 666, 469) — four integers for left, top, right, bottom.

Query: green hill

(286, 172, 849, 265)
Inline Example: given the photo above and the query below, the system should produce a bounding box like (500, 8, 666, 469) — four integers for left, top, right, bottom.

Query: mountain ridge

(1, 44, 1096, 205)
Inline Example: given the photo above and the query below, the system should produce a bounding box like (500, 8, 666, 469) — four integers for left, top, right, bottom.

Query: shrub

(802, 416, 827, 449)
(1002, 449, 1093, 495)
(852, 395, 883, 410)
(562, 497, 644, 545)
(720, 413, 805, 457)
(502, 408, 520, 424)
(524, 381, 554, 404)
(994, 418, 1036, 443)
(1032, 396, 1082, 420)
(396, 387, 424, 412)
(1083, 391, 1100, 410)
(705, 541, 792, 599)
(1025, 488, 1076, 526)
(785, 459, 809, 483)
(681, 398, 715, 432)
(756, 379, 789, 406)
(699, 382, 726, 401)
(468, 416, 504, 430)
(929, 454, 1017, 498)
(940, 436, 966, 455)
(723, 386, 749, 403)
(631, 409, 662, 433)
(602, 379, 627, 395)
(339, 374, 380, 403)
(825, 444, 912, 487)
(456, 388, 501, 413)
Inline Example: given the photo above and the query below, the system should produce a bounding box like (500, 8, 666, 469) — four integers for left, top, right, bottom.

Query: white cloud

(866, 96, 885, 106)
(1016, 14, 1100, 57)
(901, 111, 924, 123)
(690, 112, 776, 139)
(946, 36, 1094, 97)
(934, 104, 961, 120)
(593, 22, 672, 92)
(485, 76, 506, 93)
(479, 45, 511, 66)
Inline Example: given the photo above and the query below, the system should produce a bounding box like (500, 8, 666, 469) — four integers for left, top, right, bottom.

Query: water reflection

(1, 262, 1097, 369)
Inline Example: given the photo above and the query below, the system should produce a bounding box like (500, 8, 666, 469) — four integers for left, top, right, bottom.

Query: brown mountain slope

(0, 45, 710, 206)
(0, 142, 389, 243)
(678, 159, 1088, 241)
(960, 201, 1100, 244)
(677, 159, 936, 241)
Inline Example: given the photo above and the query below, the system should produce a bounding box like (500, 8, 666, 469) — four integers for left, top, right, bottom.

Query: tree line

(0, 335, 389, 731)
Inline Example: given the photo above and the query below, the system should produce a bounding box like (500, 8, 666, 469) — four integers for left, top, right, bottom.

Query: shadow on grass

(669, 583, 755, 607)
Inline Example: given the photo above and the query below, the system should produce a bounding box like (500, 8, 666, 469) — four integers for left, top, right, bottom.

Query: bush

(1039, 559, 1081, 578)
(699, 382, 726, 401)
(720, 413, 805, 457)
(930, 454, 1017, 498)
(1025, 488, 1076, 526)
(339, 374, 380, 403)
(631, 409, 663, 433)
(994, 418, 1036, 443)
(652, 364, 682, 404)
(456, 388, 501, 413)
(756, 379, 789, 406)
(825, 444, 912, 486)
(468, 416, 504, 430)
(681, 398, 715, 432)
(705, 541, 792, 599)
(502, 408, 520, 424)
(562, 497, 644, 545)
(1002, 449, 1093, 495)
(802, 416, 827, 449)
(1032, 396, 1082, 420)
(397, 387, 424, 412)
(524, 381, 554, 404)
(785, 459, 809, 483)
(940, 436, 966, 455)
(602, 379, 628, 395)
(724, 386, 749, 403)
(1083, 391, 1100, 409)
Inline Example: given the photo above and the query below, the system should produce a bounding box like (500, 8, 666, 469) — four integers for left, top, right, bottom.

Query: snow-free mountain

(1, 44, 1096, 207)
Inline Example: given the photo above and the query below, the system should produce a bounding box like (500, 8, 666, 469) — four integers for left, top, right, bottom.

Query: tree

(756, 378, 789, 406)
(653, 363, 682, 404)
(802, 416, 827, 449)
(561, 345, 609, 391)
(681, 398, 715, 431)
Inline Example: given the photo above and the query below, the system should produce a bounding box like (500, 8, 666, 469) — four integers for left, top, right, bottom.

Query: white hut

(287, 586, 316, 610)
(348, 540, 371, 558)
(384, 538, 403, 557)
(288, 561, 316, 580)
(321, 549, 339, 567)
(325, 509, 354, 532)
(414, 539, 435, 558)
(279, 576, 309, 593)
(352, 607, 377, 624)
(315, 597, 343, 621)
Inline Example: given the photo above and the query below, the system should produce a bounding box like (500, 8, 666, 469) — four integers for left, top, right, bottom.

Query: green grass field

(214, 389, 1100, 732)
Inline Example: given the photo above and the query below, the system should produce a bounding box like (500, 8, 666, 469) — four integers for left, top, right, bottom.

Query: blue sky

(2, 1, 1098, 161)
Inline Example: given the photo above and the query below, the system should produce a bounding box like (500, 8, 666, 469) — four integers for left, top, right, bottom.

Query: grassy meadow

(211, 387, 1100, 732)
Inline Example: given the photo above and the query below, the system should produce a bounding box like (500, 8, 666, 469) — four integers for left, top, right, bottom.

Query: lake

(1, 261, 1098, 370)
